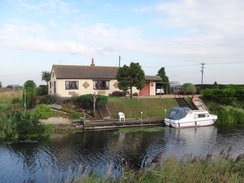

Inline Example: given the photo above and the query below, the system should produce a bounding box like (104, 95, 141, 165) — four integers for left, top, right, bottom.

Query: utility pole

(201, 63, 205, 84)
(119, 55, 121, 67)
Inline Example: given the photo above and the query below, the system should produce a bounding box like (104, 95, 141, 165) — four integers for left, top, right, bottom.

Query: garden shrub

(97, 95, 108, 107)
(111, 91, 126, 97)
(0, 109, 46, 138)
(34, 104, 54, 119)
(38, 95, 57, 104)
(72, 94, 108, 109)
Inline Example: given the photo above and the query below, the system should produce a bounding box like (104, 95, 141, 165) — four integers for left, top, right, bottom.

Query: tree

(116, 62, 145, 99)
(41, 71, 51, 84)
(24, 80, 36, 88)
(182, 83, 196, 95)
(0, 81, 2, 88)
(213, 81, 219, 89)
(157, 67, 169, 94)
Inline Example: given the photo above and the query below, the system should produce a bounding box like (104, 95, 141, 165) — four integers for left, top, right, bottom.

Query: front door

(140, 82, 150, 95)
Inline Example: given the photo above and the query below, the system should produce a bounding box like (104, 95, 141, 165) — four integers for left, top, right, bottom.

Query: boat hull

(165, 115, 217, 128)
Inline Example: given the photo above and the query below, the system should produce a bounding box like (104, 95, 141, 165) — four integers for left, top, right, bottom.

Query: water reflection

(0, 125, 243, 183)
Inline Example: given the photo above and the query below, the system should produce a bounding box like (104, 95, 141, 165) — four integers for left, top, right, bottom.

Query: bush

(38, 95, 57, 104)
(111, 91, 126, 97)
(202, 88, 236, 105)
(72, 94, 108, 109)
(72, 95, 93, 109)
(97, 95, 108, 107)
(34, 104, 54, 119)
(12, 98, 21, 104)
(71, 112, 84, 119)
(0, 109, 46, 138)
(133, 92, 139, 96)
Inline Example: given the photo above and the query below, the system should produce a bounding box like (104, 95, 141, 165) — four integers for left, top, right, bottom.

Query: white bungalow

(49, 59, 162, 97)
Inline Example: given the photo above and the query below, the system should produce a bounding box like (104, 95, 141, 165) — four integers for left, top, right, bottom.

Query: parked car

(156, 88, 164, 95)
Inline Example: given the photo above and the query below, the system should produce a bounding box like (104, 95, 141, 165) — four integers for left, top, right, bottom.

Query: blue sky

(0, 0, 244, 87)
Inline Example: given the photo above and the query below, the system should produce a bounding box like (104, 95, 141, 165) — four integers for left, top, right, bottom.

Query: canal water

(0, 125, 243, 183)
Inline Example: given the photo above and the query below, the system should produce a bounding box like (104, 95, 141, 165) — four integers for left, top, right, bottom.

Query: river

(0, 125, 243, 183)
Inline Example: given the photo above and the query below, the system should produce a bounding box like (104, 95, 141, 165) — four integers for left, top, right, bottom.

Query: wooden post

(91, 92, 97, 117)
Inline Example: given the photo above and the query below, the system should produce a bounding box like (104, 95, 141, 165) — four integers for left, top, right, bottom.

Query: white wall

(49, 77, 121, 97)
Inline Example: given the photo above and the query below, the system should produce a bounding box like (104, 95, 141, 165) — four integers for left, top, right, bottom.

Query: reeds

(70, 150, 244, 183)
(216, 109, 244, 124)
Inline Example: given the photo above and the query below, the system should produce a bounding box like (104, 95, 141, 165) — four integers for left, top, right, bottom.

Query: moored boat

(164, 107, 217, 128)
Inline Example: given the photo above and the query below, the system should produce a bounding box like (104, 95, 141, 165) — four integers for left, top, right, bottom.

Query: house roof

(52, 65, 119, 79)
(52, 65, 163, 81)
(145, 75, 162, 81)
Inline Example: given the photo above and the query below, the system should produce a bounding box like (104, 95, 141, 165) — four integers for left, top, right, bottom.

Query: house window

(65, 81, 79, 90)
(93, 81, 109, 90)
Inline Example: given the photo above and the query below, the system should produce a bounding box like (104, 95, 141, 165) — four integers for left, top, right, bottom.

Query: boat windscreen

(166, 108, 190, 120)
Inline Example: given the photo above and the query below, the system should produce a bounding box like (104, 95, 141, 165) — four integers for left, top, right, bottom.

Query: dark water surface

(0, 125, 243, 183)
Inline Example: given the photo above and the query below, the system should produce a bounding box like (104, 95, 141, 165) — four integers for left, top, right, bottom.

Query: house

(49, 59, 162, 97)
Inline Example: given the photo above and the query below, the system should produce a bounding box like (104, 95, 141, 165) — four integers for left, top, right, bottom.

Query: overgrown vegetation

(0, 89, 22, 112)
(201, 85, 244, 124)
(71, 150, 244, 183)
(0, 109, 51, 139)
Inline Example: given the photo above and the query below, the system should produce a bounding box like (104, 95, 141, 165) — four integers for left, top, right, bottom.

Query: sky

(0, 0, 244, 87)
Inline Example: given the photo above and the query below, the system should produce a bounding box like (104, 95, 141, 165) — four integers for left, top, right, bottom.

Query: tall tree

(157, 67, 169, 94)
(41, 71, 51, 84)
(116, 62, 145, 99)
(23, 80, 36, 109)
(0, 81, 2, 88)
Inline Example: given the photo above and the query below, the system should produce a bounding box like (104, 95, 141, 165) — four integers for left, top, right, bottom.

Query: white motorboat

(164, 107, 218, 128)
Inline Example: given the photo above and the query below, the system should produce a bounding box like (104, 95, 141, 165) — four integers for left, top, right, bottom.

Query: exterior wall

(49, 77, 120, 97)
(48, 69, 158, 97)
(149, 81, 156, 95)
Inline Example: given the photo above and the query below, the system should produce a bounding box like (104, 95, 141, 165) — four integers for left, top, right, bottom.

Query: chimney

(91, 58, 95, 66)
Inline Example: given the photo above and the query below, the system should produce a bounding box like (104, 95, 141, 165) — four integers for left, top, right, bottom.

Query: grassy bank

(72, 150, 244, 183)
(0, 89, 23, 112)
(108, 97, 178, 118)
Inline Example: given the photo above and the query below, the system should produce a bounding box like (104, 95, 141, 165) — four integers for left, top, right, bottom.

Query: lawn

(108, 97, 179, 119)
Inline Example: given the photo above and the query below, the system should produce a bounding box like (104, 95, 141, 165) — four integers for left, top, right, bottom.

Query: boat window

(180, 110, 189, 119)
(198, 114, 208, 118)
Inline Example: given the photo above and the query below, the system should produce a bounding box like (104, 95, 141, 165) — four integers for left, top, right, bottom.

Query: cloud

(1, 0, 244, 65)
(133, 0, 244, 62)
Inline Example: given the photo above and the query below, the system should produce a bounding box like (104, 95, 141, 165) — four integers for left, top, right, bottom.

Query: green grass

(108, 97, 178, 119)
